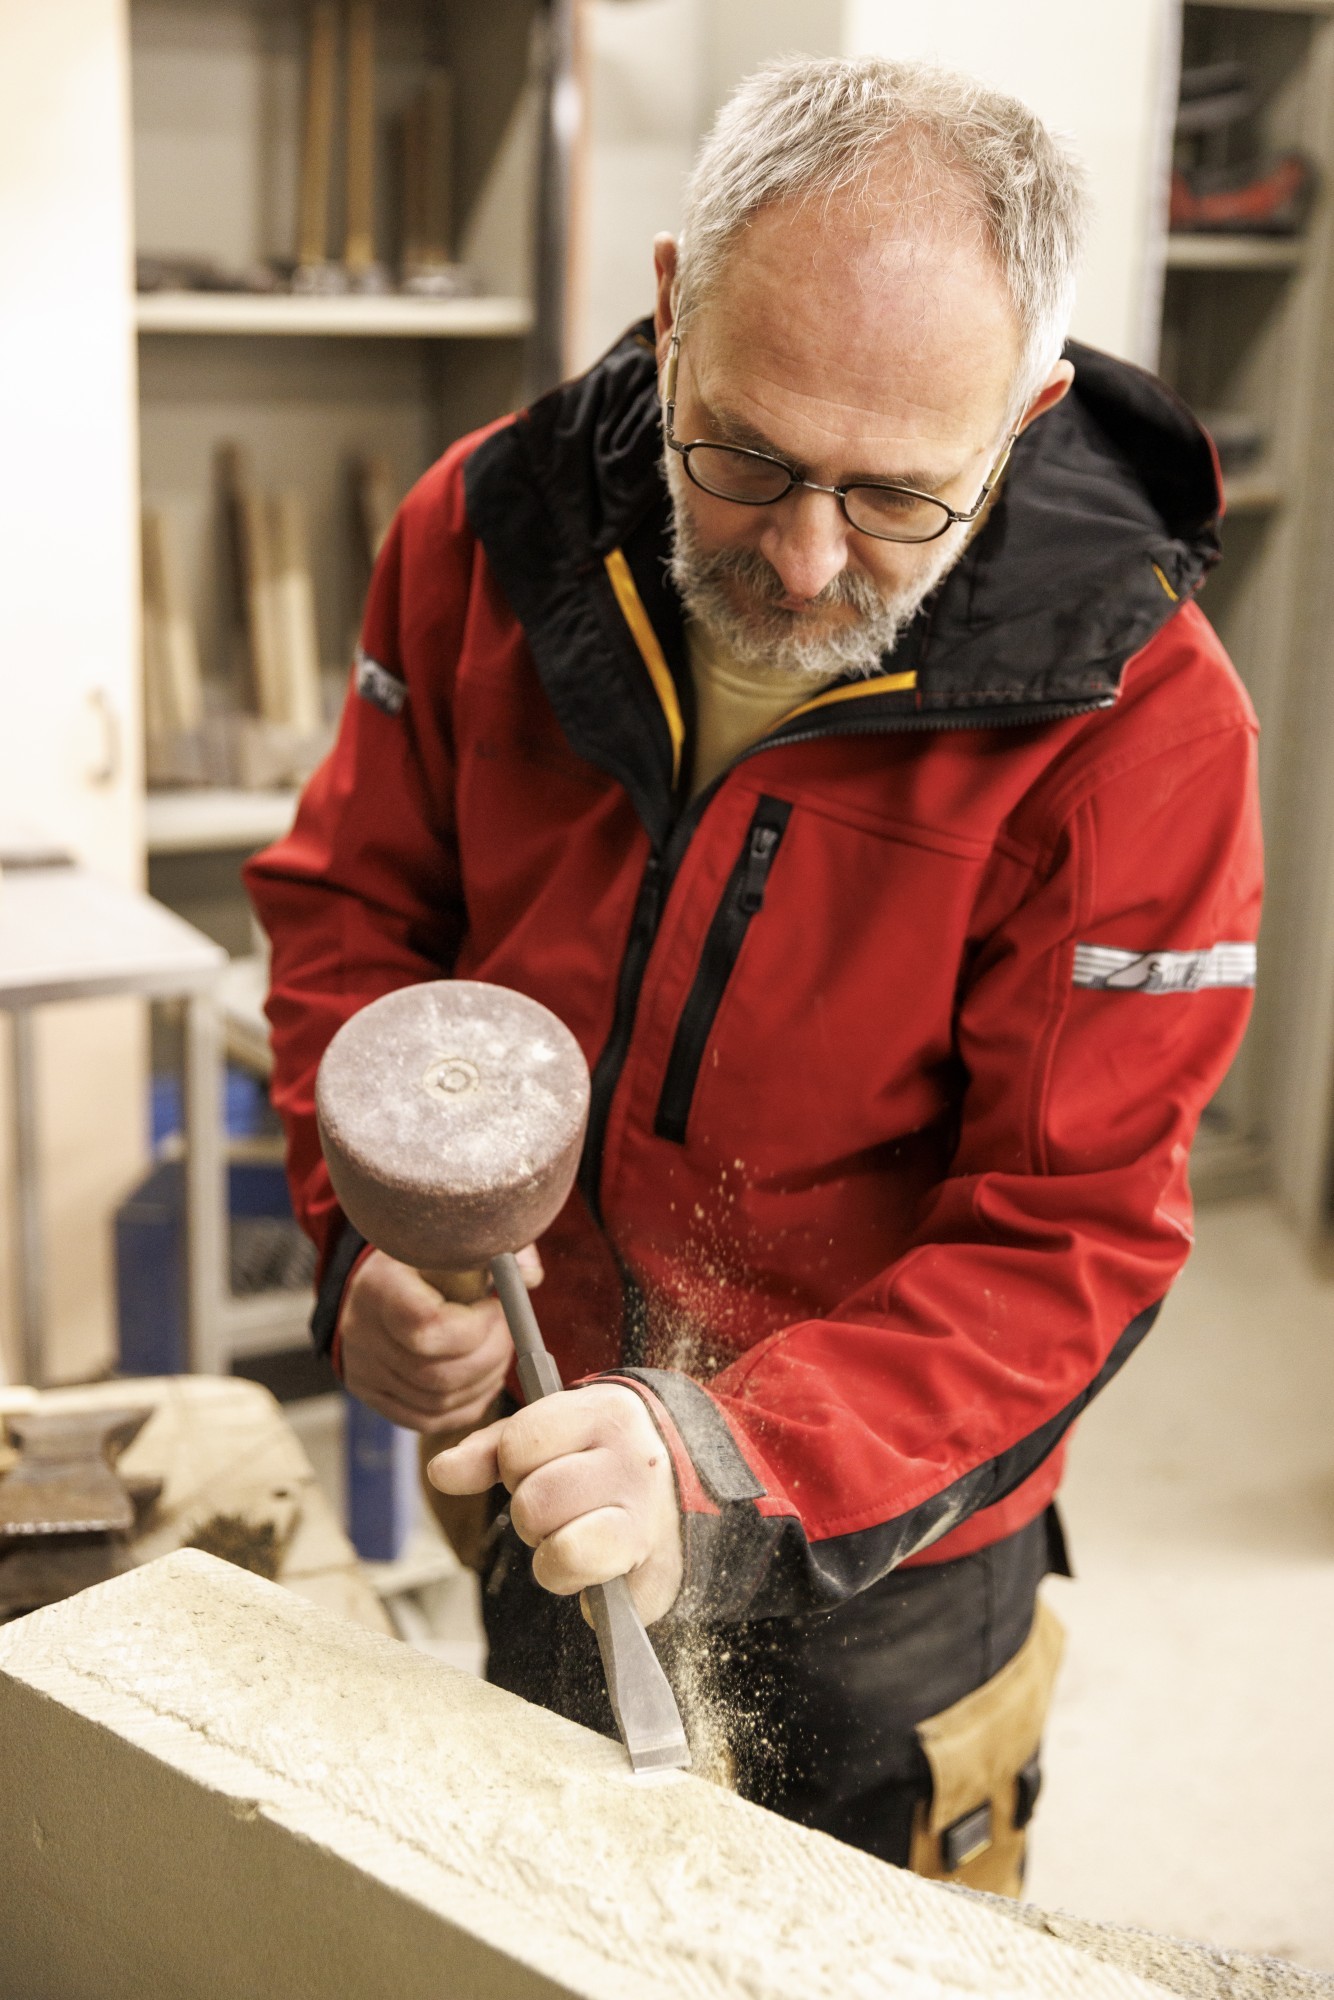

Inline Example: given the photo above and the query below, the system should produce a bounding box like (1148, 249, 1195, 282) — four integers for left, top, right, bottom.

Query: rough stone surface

(316, 980, 590, 1268)
(956, 1891, 1334, 2000)
(0, 1550, 1186, 2000)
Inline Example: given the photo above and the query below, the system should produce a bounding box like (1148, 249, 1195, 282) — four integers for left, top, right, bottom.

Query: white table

(0, 855, 227, 1385)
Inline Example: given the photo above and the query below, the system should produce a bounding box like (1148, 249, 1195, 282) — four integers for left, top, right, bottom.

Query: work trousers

(479, 1501, 1069, 1883)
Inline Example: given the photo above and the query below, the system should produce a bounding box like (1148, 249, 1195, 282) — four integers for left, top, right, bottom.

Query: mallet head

(315, 981, 590, 1270)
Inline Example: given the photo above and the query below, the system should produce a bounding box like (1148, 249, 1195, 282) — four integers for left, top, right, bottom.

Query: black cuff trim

(310, 1221, 368, 1359)
(733, 1299, 1162, 1622)
(645, 1301, 1160, 1624)
(613, 1367, 765, 1502)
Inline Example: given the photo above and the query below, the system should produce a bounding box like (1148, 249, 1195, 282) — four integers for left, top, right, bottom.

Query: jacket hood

(465, 320, 1222, 835)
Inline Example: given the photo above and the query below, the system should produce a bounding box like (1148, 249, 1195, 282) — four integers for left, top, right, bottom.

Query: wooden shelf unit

(135, 290, 534, 339)
(129, 0, 550, 1361)
(131, 0, 542, 753)
(1186, 0, 1333, 13)
(1165, 232, 1305, 268)
(144, 787, 299, 856)
(1156, 0, 1334, 1227)
(1222, 472, 1284, 513)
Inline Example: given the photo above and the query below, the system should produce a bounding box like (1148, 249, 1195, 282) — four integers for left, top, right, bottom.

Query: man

(248, 58, 1261, 1891)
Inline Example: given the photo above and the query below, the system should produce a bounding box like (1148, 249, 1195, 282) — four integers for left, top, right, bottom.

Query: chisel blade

(587, 1573, 691, 1773)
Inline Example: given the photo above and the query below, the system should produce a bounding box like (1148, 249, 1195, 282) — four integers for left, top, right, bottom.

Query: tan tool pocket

(909, 1595, 1064, 1899)
(418, 1397, 503, 1574)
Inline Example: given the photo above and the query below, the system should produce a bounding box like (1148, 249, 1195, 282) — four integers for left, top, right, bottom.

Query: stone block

(0, 1550, 1183, 2000)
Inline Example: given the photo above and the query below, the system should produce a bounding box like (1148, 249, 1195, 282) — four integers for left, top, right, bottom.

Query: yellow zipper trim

(604, 548, 685, 788)
(604, 545, 918, 775)
(783, 668, 917, 724)
(1151, 562, 1180, 603)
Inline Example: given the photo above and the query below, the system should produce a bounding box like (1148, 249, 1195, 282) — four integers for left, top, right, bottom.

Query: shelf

(145, 787, 298, 855)
(1224, 475, 1284, 514)
(134, 292, 534, 339)
(1189, 1123, 1270, 1204)
(1187, 0, 1332, 12)
(1166, 234, 1307, 270)
(220, 1288, 317, 1359)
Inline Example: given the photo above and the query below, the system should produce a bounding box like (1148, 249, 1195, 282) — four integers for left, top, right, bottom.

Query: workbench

(0, 1374, 390, 1634)
(0, 844, 226, 1384)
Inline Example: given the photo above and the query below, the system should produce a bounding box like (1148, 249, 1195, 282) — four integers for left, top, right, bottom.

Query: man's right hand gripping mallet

(315, 979, 691, 1774)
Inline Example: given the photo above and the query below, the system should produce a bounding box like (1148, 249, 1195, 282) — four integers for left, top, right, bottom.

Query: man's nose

(757, 488, 851, 604)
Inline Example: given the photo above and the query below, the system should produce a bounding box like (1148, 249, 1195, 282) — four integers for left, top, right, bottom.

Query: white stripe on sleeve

(1072, 943, 1256, 994)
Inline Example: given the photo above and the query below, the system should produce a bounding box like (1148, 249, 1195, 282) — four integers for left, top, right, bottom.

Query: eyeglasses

(663, 336, 1014, 546)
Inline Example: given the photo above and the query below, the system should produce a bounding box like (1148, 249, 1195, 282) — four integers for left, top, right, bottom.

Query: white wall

(697, 0, 844, 131)
(574, 0, 1175, 372)
(844, 0, 1176, 364)
(573, 0, 845, 369)
(0, 0, 147, 1382)
(0, 0, 144, 874)
(573, 0, 703, 368)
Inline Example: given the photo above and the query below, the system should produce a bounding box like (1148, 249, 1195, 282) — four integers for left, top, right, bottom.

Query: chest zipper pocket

(654, 795, 793, 1144)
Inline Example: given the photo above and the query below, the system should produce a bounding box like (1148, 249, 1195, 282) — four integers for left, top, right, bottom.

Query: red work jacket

(246, 326, 1261, 1622)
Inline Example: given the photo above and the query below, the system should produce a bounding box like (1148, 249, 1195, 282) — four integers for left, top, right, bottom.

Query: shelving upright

(128, 0, 557, 1360)
(1151, 0, 1334, 1233)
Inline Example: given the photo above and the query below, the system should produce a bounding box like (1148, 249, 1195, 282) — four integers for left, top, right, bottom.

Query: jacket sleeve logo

(355, 647, 408, 717)
(1073, 943, 1256, 994)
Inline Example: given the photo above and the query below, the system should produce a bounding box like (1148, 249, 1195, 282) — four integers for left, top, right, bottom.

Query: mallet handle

(489, 1251, 563, 1401)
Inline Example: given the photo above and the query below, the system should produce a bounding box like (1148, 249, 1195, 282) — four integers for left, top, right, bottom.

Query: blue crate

(115, 1160, 186, 1376)
(115, 1157, 298, 1376)
(344, 1399, 418, 1562)
(150, 1065, 272, 1152)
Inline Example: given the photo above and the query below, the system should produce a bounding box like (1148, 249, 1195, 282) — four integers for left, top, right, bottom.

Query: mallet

(315, 980, 690, 1774)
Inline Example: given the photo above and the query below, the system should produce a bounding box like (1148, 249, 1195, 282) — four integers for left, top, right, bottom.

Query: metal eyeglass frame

(662, 335, 1015, 546)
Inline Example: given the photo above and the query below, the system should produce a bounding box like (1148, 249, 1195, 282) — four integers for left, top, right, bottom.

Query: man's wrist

(310, 1221, 371, 1371)
(592, 1367, 769, 1621)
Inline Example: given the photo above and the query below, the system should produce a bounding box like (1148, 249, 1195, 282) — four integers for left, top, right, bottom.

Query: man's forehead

(684, 307, 1017, 474)
(686, 190, 1020, 454)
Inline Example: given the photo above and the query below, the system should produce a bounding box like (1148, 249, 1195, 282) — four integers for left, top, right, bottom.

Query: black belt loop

(1043, 1501, 1074, 1580)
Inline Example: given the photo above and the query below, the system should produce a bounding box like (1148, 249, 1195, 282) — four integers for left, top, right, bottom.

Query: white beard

(665, 447, 964, 686)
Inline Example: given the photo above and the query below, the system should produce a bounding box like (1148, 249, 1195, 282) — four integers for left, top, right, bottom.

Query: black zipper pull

(637, 853, 664, 931)
(738, 824, 781, 914)
(653, 795, 792, 1145)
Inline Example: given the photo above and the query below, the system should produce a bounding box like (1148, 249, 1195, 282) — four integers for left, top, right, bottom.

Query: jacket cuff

(310, 1220, 370, 1362)
(596, 1367, 783, 1622)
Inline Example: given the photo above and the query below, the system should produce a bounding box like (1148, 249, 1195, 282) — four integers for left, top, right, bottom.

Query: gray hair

(676, 56, 1090, 416)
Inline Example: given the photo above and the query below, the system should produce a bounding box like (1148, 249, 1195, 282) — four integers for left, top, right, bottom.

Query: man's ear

(1014, 358, 1075, 435)
(653, 234, 679, 372)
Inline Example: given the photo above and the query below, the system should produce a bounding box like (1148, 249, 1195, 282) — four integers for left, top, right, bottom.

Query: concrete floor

(291, 1195, 1334, 1974)
(1027, 1197, 1334, 1972)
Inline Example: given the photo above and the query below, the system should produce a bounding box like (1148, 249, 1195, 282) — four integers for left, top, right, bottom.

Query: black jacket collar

(465, 320, 1221, 841)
